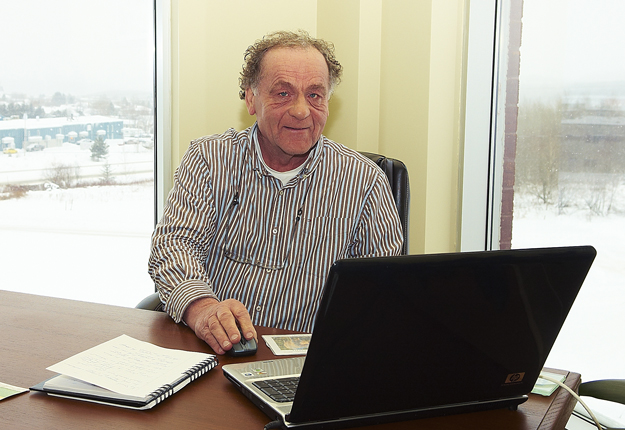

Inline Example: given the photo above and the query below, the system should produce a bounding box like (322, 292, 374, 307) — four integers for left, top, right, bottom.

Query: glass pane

(0, 0, 155, 308)
(500, 0, 625, 422)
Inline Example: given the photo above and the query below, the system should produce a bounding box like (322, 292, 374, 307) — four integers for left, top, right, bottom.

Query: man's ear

(244, 88, 256, 115)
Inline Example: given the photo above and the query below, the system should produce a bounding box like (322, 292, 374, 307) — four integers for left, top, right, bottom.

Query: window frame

(460, 0, 504, 252)
(155, 0, 172, 224)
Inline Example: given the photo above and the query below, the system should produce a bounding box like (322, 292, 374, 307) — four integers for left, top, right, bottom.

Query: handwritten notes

(47, 335, 212, 398)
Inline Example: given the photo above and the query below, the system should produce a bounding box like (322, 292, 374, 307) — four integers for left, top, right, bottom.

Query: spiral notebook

(30, 334, 217, 410)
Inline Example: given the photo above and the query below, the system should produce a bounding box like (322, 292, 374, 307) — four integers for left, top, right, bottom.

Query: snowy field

(0, 142, 156, 308)
(1, 147, 625, 423)
(0, 139, 152, 186)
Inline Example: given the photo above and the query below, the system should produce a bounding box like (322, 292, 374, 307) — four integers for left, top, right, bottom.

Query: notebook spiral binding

(148, 356, 218, 404)
(185, 357, 219, 381)
(150, 383, 175, 405)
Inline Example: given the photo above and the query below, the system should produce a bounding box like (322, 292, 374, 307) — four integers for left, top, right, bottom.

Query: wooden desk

(1, 290, 579, 429)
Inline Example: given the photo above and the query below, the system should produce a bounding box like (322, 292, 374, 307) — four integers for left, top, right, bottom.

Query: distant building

(0, 115, 123, 149)
(561, 114, 625, 173)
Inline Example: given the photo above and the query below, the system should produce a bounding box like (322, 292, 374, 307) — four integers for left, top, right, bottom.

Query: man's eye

(278, 91, 288, 97)
(309, 93, 319, 99)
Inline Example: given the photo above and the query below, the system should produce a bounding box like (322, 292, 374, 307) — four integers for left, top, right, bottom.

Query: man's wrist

(165, 280, 216, 323)
(183, 297, 219, 326)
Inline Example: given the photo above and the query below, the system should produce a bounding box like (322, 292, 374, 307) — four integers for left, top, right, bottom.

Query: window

(464, 0, 625, 424)
(0, 0, 156, 308)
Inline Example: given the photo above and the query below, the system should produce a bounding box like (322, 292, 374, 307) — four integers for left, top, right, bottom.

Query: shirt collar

(246, 122, 325, 179)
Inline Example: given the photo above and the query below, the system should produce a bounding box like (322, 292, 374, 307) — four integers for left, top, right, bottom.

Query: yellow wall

(317, 0, 383, 153)
(170, 0, 467, 254)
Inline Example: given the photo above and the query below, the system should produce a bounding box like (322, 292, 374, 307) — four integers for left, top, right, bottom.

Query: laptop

(223, 246, 596, 429)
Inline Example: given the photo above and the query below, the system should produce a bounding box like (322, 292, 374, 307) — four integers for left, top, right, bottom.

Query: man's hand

(183, 297, 257, 355)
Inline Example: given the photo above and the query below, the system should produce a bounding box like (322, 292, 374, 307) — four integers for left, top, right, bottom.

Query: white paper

(47, 335, 213, 398)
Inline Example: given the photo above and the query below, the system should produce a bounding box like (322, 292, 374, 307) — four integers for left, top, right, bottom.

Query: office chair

(136, 151, 410, 311)
(359, 152, 410, 255)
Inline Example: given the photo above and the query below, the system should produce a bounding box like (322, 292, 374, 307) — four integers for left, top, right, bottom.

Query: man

(148, 30, 403, 355)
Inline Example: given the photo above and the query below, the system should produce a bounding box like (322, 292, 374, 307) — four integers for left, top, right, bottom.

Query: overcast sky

(1, 0, 624, 100)
(518, 0, 625, 98)
(0, 0, 152, 97)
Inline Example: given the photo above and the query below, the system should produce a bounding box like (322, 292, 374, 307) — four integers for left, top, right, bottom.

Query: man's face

(245, 47, 330, 171)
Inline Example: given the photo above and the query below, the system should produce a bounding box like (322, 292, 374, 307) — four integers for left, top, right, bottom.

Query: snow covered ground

(0, 139, 152, 186)
(0, 142, 155, 308)
(0, 183, 155, 307)
(1, 146, 624, 423)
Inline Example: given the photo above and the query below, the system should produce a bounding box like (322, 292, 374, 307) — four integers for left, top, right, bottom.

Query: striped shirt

(148, 125, 403, 332)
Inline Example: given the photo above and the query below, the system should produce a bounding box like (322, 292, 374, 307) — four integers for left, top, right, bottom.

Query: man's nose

(289, 94, 310, 120)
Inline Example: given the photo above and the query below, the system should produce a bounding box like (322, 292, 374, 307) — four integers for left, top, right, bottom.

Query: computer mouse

(226, 328, 257, 357)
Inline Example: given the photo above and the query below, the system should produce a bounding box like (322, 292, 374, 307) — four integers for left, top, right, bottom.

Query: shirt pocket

(297, 216, 356, 278)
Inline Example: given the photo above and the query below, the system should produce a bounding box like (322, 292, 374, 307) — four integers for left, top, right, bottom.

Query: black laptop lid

(288, 246, 596, 423)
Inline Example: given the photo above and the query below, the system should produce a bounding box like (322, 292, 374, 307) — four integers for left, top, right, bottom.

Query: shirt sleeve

(349, 171, 404, 258)
(148, 141, 219, 323)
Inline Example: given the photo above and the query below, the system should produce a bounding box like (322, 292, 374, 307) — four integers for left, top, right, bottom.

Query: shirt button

(256, 306, 262, 312)
(279, 190, 284, 196)
(272, 228, 278, 234)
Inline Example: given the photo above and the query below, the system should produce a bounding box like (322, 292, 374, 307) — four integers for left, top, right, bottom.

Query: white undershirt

(252, 125, 308, 186)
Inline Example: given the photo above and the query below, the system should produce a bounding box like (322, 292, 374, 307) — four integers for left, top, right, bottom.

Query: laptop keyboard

(253, 377, 300, 403)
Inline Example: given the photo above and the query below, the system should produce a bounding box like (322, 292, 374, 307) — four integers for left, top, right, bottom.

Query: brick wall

(499, 0, 524, 249)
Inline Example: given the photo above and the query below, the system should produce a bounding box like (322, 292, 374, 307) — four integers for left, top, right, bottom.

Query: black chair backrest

(359, 151, 410, 255)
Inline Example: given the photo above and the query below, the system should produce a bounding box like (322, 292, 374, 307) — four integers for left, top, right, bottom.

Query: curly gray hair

(239, 30, 343, 100)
